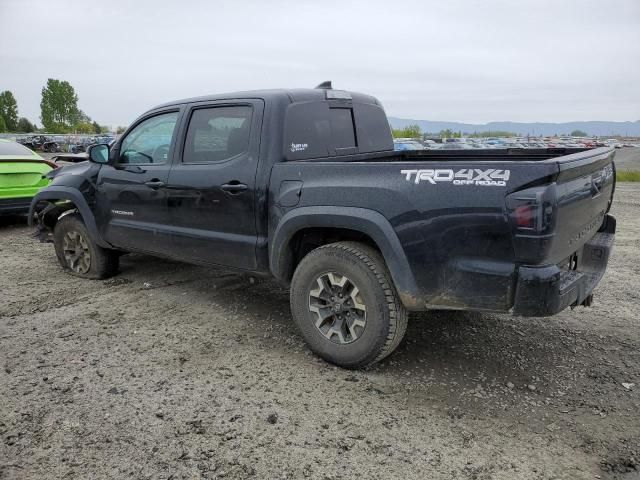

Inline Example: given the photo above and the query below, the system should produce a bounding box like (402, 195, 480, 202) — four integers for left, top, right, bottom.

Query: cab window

(119, 112, 179, 164)
(183, 106, 252, 163)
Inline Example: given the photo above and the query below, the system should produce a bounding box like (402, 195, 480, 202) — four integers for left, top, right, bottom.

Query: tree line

(0, 79, 127, 134)
(391, 124, 591, 139)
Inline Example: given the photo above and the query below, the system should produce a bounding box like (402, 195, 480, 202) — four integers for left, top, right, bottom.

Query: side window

(329, 108, 356, 149)
(353, 103, 393, 153)
(183, 106, 252, 163)
(119, 112, 179, 164)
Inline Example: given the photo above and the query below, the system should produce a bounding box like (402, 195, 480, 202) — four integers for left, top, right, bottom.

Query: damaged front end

(30, 200, 77, 243)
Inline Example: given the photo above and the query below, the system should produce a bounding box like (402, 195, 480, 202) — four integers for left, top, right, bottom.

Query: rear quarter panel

(270, 160, 558, 310)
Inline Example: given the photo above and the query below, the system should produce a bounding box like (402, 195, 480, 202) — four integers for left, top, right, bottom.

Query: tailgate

(506, 147, 616, 265)
(552, 148, 615, 263)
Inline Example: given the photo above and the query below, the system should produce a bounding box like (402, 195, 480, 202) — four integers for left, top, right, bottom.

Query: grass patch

(616, 170, 640, 182)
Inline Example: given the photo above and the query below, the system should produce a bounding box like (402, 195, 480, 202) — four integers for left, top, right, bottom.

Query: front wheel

(290, 241, 408, 369)
(53, 213, 119, 279)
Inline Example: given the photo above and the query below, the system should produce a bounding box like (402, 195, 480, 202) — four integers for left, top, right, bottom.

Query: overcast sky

(1, 0, 638, 127)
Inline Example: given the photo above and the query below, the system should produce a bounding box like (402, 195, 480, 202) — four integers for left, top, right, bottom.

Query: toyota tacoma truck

(29, 83, 616, 368)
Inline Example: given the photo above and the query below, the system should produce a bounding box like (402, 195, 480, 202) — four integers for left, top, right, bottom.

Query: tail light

(506, 185, 556, 234)
(514, 205, 536, 229)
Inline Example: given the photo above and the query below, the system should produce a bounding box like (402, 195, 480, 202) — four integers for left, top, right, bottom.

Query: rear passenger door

(165, 100, 263, 269)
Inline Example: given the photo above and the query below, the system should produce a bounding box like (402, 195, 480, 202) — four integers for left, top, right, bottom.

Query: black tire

(53, 213, 119, 279)
(290, 241, 408, 369)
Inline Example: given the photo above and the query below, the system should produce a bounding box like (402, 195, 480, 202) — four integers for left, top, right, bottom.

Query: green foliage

(75, 122, 95, 134)
(0, 90, 19, 131)
(439, 129, 464, 138)
(16, 117, 36, 133)
(616, 170, 640, 182)
(570, 129, 588, 137)
(40, 79, 80, 133)
(392, 124, 422, 139)
(0, 115, 6, 133)
(116, 126, 128, 134)
(91, 122, 110, 134)
(468, 131, 516, 138)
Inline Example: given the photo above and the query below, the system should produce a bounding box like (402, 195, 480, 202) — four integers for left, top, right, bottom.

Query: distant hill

(388, 117, 640, 137)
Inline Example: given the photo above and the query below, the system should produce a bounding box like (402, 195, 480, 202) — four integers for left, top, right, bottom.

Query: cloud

(1, 0, 638, 126)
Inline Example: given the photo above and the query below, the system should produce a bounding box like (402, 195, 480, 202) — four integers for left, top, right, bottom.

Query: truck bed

(309, 147, 599, 164)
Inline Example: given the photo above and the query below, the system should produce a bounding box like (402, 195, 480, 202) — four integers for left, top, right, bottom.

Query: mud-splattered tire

(53, 213, 119, 279)
(290, 241, 408, 369)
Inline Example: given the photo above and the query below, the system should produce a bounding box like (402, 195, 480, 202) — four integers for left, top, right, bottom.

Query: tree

(16, 117, 36, 133)
(439, 129, 454, 138)
(468, 130, 516, 138)
(92, 121, 101, 134)
(570, 129, 588, 137)
(0, 90, 19, 131)
(392, 124, 422, 139)
(75, 122, 94, 134)
(116, 126, 127, 134)
(0, 115, 6, 133)
(40, 79, 80, 133)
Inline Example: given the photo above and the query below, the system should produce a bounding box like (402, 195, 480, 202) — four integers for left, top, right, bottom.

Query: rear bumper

(0, 197, 33, 215)
(512, 214, 616, 316)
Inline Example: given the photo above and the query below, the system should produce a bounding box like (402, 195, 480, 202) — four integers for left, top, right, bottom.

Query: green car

(0, 139, 56, 215)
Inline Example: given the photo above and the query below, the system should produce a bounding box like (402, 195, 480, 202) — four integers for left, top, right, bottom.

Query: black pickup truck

(30, 83, 616, 368)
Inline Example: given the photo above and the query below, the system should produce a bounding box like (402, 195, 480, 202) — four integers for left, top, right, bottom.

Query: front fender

(28, 186, 110, 248)
(270, 206, 422, 309)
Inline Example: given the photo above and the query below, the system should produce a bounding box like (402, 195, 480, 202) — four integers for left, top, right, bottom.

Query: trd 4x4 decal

(401, 168, 510, 186)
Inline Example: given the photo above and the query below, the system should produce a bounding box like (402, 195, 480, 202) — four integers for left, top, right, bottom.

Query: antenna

(315, 81, 332, 89)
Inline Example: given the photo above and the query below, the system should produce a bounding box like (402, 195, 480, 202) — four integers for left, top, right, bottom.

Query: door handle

(221, 182, 248, 194)
(144, 180, 166, 189)
(122, 165, 146, 174)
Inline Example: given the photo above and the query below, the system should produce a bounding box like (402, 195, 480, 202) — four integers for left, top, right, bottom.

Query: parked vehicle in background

(29, 84, 617, 368)
(52, 139, 116, 166)
(439, 142, 474, 149)
(0, 139, 56, 215)
(394, 139, 424, 150)
(69, 135, 116, 154)
(18, 135, 61, 153)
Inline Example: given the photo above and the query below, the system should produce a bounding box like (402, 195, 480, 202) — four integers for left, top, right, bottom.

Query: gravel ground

(1, 185, 639, 480)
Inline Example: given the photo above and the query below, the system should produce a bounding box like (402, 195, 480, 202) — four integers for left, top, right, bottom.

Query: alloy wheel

(308, 272, 367, 344)
(62, 231, 91, 274)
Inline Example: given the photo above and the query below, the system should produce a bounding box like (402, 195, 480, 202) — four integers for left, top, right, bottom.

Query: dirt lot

(1, 185, 639, 480)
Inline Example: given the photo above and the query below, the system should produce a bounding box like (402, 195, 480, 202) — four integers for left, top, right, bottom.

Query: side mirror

(88, 144, 110, 164)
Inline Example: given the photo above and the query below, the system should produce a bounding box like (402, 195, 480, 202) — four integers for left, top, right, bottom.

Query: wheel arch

(29, 186, 110, 248)
(270, 206, 421, 309)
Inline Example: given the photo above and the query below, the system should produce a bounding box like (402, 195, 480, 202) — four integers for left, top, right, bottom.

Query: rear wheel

(53, 213, 119, 279)
(290, 241, 408, 369)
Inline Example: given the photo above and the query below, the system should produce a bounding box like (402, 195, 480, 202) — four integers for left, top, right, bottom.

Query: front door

(96, 110, 181, 255)
(165, 101, 263, 269)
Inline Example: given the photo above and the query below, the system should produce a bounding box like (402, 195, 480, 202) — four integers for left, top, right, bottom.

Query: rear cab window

(283, 95, 392, 160)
